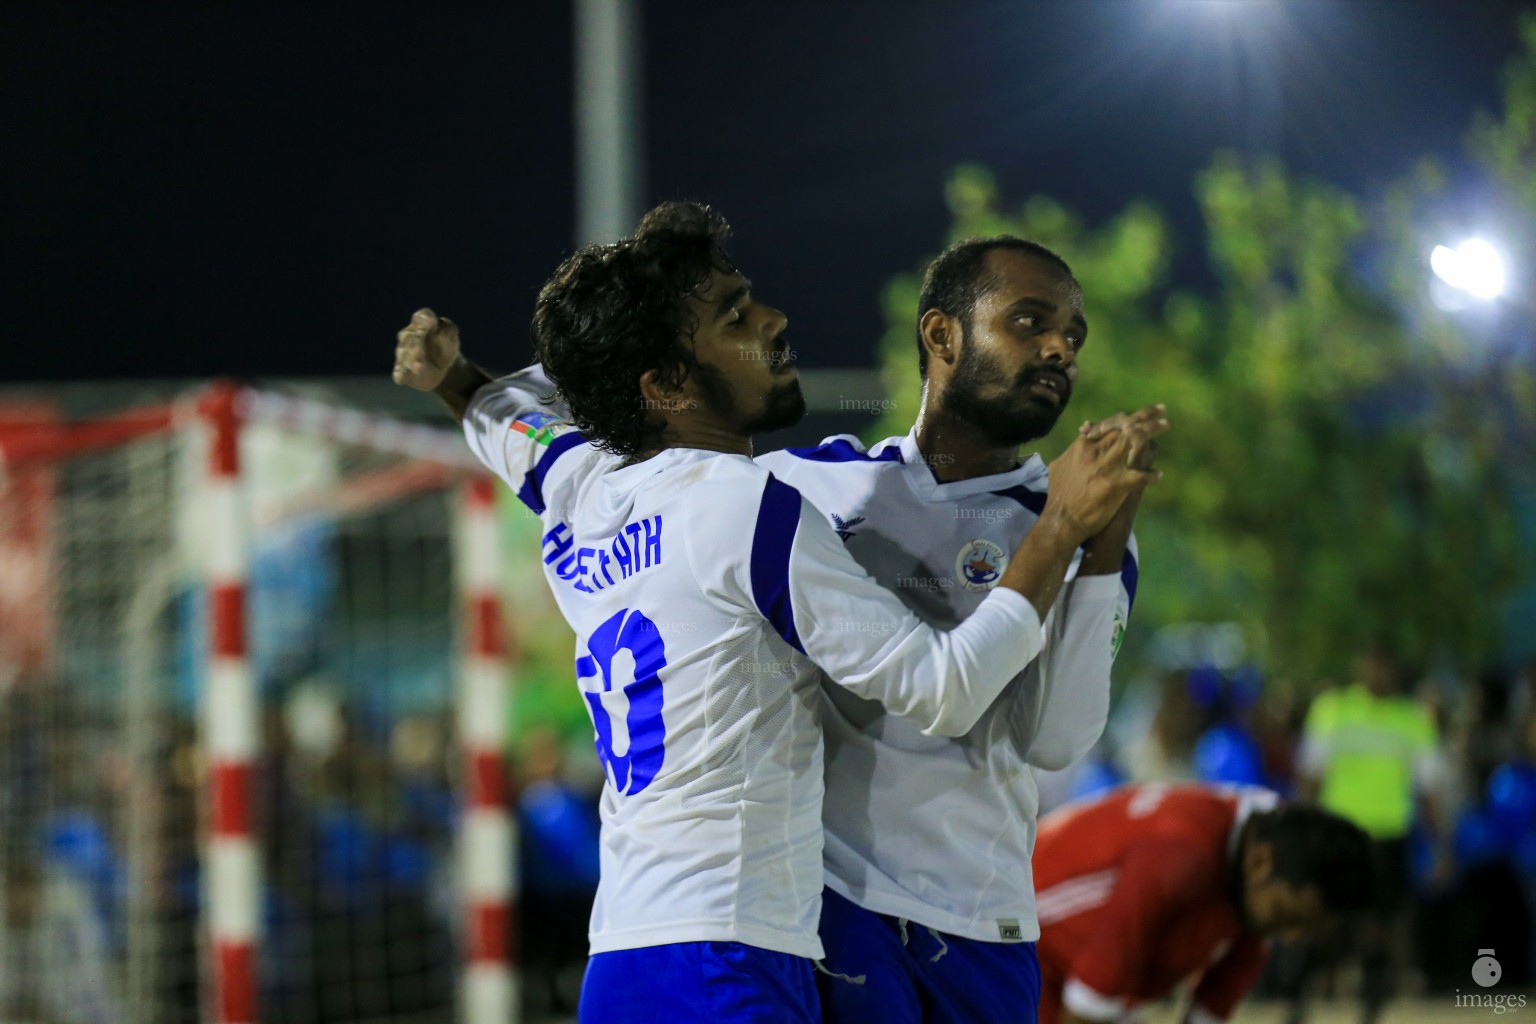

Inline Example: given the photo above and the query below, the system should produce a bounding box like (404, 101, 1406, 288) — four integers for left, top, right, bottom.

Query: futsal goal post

(0, 381, 519, 1024)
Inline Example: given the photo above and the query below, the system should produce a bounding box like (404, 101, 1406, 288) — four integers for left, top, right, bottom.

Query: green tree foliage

(1472, 13, 1536, 217)
(874, 44, 1536, 680)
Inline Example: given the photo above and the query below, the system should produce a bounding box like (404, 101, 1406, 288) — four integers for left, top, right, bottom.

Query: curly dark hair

(532, 201, 736, 458)
(916, 236, 1074, 379)
(1245, 806, 1376, 915)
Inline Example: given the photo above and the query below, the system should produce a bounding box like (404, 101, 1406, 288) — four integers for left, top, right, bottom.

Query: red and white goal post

(0, 382, 521, 1024)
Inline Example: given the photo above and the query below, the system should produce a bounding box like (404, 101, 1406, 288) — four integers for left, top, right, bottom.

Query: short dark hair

(532, 201, 736, 458)
(915, 236, 1074, 378)
(1246, 806, 1376, 915)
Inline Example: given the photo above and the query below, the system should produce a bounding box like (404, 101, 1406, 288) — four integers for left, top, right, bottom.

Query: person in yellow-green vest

(1290, 645, 1448, 1024)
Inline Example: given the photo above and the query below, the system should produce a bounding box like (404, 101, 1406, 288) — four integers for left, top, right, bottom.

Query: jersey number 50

(576, 607, 668, 795)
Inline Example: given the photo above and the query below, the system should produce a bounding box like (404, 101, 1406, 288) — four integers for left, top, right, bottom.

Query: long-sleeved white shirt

(759, 431, 1135, 942)
(463, 372, 1049, 957)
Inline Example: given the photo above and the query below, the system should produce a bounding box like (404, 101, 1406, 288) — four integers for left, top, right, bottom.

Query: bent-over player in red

(1032, 784, 1374, 1024)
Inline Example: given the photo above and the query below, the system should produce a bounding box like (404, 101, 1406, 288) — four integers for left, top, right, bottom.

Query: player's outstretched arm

(394, 308, 585, 513)
(392, 307, 495, 422)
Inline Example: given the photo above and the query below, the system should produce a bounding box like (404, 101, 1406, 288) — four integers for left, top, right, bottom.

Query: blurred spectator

(517, 726, 600, 1016)
(1194, 718, 1268, 787)
(1289, 645, 1447, 1024)
(1190, 664, 1271, 790)
(0, 679, 125, 1023)
(1254, 678, 1309, 796)
(1124, 669, 1205, 782)
(262, 690, 453, 1023)
(0, 854, 122, 1024)
(1419, 666, 1536, 989)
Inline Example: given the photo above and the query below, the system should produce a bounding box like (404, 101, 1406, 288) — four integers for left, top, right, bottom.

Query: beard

(752, 376, 808, 434)
(945, 342, 1071, 447)
(692, 356, 807, 436)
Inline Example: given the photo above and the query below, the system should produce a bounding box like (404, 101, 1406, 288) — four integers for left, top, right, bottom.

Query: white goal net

(0, 386, 518, 1024)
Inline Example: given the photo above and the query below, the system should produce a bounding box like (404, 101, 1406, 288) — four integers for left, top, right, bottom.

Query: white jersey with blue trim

(758, 431, 1136, 943)
(462, 370, 1051, 958)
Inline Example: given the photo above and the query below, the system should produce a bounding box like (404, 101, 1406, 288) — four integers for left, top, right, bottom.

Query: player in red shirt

(1032, 784, 1374, 1024)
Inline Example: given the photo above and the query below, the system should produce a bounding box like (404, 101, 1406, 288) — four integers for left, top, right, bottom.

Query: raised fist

(392, 308, 461, 391)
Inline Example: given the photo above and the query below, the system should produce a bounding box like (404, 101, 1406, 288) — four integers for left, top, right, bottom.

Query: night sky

(4, 1, 1527, 382)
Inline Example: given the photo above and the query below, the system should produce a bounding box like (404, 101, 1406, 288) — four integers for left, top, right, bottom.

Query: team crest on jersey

(956, 539, 1007, 591)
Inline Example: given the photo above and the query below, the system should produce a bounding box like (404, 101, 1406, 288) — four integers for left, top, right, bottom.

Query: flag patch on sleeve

(511, 410, 568, 446)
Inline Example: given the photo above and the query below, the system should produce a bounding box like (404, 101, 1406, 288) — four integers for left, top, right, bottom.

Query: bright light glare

(1171, 0, 1279, 13)
(1430, 238, 1508, 300)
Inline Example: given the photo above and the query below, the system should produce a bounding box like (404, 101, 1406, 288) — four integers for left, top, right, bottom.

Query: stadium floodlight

(1430, 238, 1508, 300)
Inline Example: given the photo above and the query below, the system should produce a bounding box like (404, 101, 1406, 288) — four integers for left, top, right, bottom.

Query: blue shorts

(816, 887, 1042, 1024)
(578, 941, 818, 1023)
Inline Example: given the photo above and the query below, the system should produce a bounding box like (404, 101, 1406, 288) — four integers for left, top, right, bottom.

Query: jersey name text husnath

(543, 514, 663, 593)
